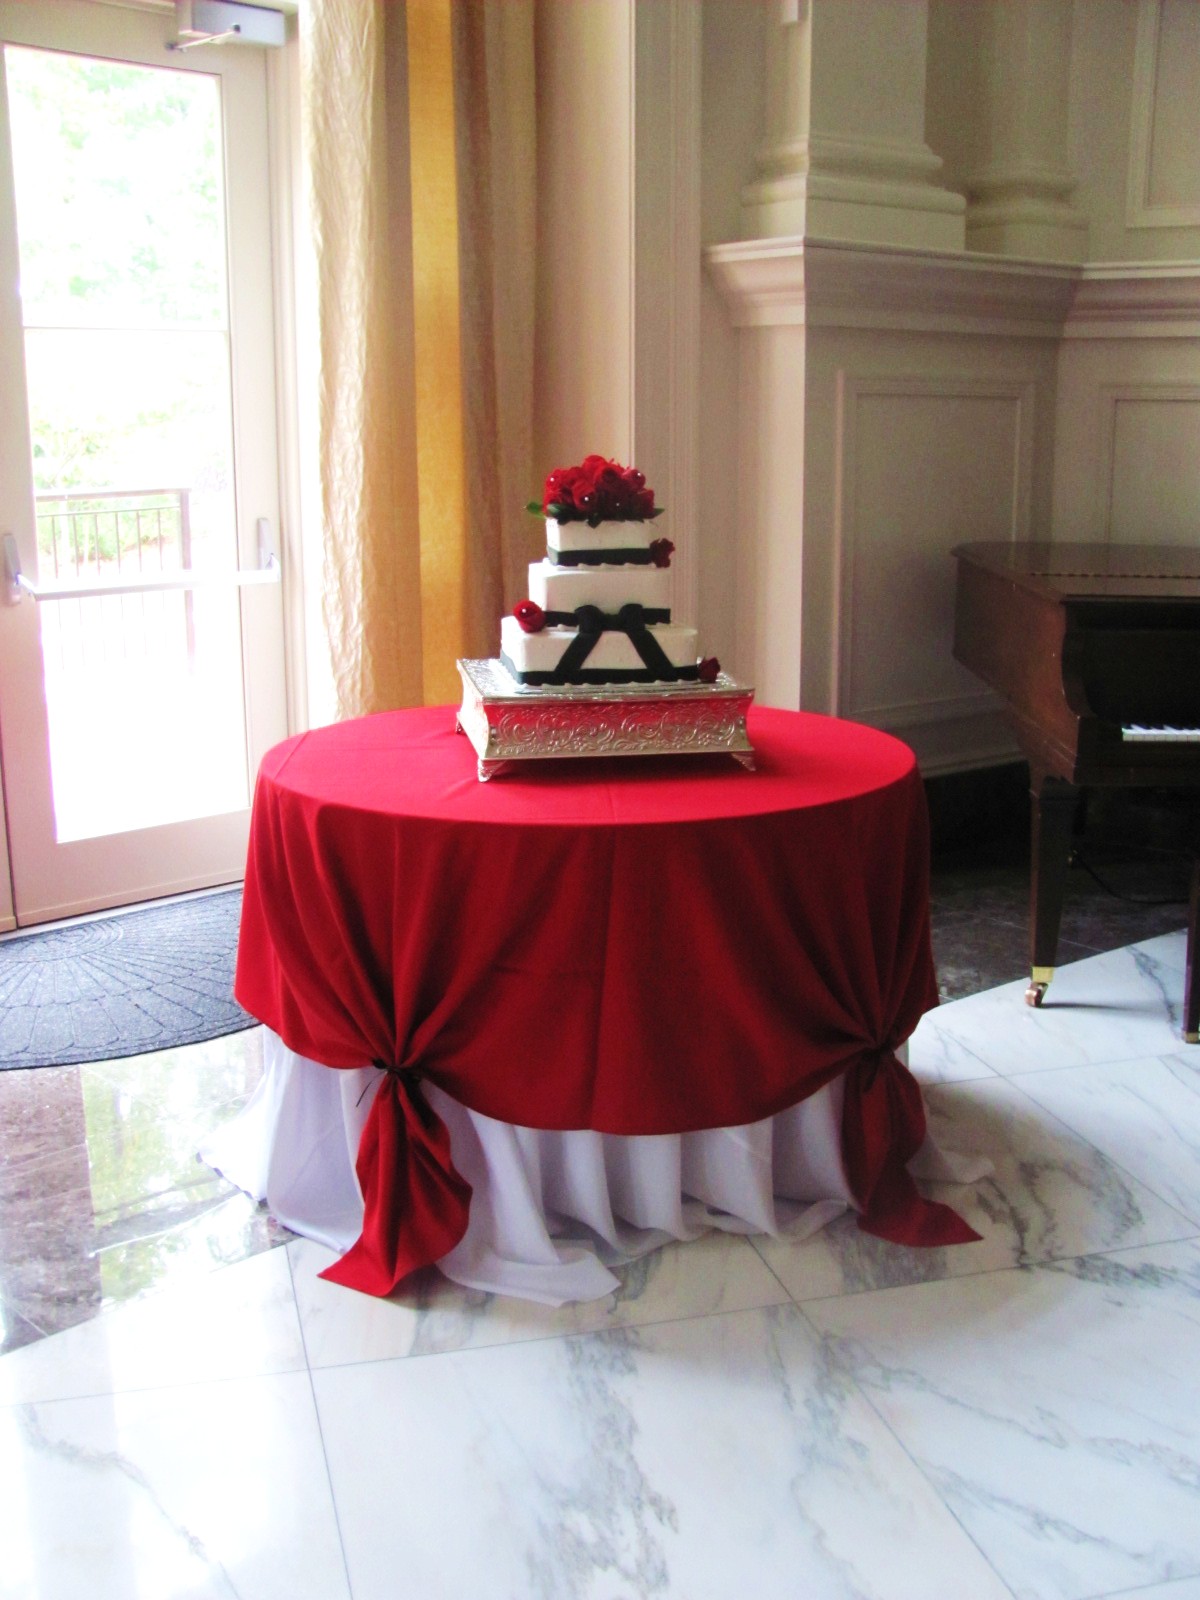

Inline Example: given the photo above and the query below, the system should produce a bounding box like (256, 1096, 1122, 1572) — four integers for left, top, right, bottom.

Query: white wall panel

(1127, 0, 1200, 229)
(1102, 388, 1200, 541)
(1053, 337, 1200, 541)
(834, 377, 1032, 729)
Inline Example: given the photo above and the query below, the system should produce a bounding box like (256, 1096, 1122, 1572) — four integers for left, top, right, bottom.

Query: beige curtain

(301, 0, 537, 716)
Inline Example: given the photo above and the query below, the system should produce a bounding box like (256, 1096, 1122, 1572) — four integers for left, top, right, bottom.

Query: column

(740, 0, 965, 251)
(962, 0, 1087, 261)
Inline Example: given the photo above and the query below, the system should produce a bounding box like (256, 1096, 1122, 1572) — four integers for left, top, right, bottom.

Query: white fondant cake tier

(500, 614, 698, 680)
(546, 516, 657, 556)
(528, 559, 671, 615)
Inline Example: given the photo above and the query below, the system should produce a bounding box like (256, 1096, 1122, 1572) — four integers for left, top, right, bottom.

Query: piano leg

(1026, 773, 1079, 1007)
(1186, 858, 1200, 1044)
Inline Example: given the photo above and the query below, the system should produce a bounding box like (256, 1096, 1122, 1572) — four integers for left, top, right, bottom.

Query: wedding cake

(456, 455, 752, 780)
(499, 456, 719, 688)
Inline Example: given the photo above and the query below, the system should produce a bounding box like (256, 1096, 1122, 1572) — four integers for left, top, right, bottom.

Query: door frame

(0, 0, 311, 927)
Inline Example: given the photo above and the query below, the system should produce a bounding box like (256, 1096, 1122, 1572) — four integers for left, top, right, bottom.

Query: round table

(228, 704, 976, 1297)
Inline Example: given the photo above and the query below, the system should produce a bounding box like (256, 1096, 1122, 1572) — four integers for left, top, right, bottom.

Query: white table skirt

(202, 1031, 981, 1306)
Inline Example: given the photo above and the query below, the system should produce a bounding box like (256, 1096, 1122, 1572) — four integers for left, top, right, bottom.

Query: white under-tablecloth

(201, 1031, 984, 1305)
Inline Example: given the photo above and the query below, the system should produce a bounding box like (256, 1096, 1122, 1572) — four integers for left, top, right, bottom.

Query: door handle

(3, 533, 30, 605)
(3, 529, 281, 603)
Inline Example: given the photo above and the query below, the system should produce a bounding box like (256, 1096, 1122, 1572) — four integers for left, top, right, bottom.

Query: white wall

(529, 1, 1198, 769)
(698, 0, 765, 674)
(1068, 0, 1200, 264)
(532, 0, 634, 474)
(696, 0, 1200, 772)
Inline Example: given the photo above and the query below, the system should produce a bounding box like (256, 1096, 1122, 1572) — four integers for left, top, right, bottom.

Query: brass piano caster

(1024, 966, 1054, 1008)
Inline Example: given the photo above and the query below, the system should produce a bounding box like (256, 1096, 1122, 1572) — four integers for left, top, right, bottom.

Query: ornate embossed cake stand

(456, 658, 756, 781)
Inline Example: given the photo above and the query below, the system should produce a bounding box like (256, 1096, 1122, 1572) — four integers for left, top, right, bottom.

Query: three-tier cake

(456, 456, 753, 778)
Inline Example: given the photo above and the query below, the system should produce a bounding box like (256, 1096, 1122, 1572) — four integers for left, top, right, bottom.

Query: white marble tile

(1012, 1050, 1200, 1229)
(313, 1303, 1013, 1600)
(753, 1075, 1196, 1302)
(0, 1247, 305, 1406)
(1101, 1580, 1200, 1600)
(0, 1369, 349, 1600)
(290, 1229, 790, 1368)
(1132, 929, 1190, 973)
(807, 1239, 1200, 1600)
(916, 938, 1190, 1078)
(907, 1007, 1002, 1084)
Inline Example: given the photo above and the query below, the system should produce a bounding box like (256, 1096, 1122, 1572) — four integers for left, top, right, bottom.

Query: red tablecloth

(235, 704, 976, 1295)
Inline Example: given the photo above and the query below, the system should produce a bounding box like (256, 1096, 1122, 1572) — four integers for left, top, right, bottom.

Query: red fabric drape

(235, 705, 976, 1295)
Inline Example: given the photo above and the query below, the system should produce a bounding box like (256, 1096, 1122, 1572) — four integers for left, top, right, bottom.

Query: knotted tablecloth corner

(317, 1066, 473, 1297)
(840, 1045, 980, 1248)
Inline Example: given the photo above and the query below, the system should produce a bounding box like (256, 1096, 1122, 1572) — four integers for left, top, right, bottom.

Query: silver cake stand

(456, 658, 756, 781)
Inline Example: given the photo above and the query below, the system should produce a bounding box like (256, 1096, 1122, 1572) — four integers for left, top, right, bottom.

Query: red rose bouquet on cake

(527, 455, 666, 528)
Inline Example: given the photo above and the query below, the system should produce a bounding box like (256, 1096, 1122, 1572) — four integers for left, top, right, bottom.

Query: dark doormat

(0, 888, 254, 1070)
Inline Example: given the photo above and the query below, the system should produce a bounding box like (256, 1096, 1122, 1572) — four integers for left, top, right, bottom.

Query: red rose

(513, 599, 546, 633)
(594, 463, 626, 504)
(569, 478, 597, 513)
(536, 458, 661, 523)
(698, 656, 720, 683)
(542, 467, 570, 515)
(649, 538, 674, 568)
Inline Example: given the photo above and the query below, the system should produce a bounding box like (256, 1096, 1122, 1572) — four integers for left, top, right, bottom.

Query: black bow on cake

(542, 602, 679, 682)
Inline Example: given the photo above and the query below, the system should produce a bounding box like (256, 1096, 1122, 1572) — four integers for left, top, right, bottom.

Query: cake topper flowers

(527, 455, 665, 527)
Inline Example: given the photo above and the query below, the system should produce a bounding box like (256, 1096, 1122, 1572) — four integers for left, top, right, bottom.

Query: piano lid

(953, 542, 1200, 602)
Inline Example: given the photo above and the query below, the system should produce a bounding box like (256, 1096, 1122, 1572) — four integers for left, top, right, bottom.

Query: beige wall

(1068, 0, 1200, 263)
(927, 0, 1200, 266)
(533, 0, 1199, 771)
(532, 0, 633, 475)
(698, 0, 765, 671)
(700, 0, 1198, 770)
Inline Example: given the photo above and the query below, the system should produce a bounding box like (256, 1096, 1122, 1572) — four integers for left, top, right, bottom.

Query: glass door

(0, 1, 288, 926)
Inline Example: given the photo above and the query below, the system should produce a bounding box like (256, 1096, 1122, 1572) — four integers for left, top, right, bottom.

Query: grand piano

(951, 542, 1200, 1042)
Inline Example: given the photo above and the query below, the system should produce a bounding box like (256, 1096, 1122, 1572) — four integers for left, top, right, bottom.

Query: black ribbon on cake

(548, 547, 659, 567)
(509, 602, 700, 686)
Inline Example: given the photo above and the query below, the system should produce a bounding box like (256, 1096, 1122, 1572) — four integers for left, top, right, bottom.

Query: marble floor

(1, 861, 1199, 1598)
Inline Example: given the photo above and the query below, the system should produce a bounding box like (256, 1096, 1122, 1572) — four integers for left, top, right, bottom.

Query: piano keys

(1122, 725, 1200, 742)
(951, 541, 1200, 1042)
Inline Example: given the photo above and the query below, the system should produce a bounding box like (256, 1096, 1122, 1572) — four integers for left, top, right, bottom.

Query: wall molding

(832, 371, 1034, 725)
(1064, 265, 1200, 339)
(706, 238, 1077, 337)
(1126, 0, 1200, 232)
(706, 238, 1200, 342)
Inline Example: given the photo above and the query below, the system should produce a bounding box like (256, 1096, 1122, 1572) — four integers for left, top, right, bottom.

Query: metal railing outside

(34, 486, 193, 580)
(33, 486, 198, 669)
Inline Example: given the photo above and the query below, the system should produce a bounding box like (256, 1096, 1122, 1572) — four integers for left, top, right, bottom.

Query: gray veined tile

(1099, 1579, 1200, 1600)
(752, 1074, 1196, 1303)
(806, 1239, 1200, 1600)
(920, 937, 1191, 1077)
(313, 1303, 1013, 1600)
(289, 1229, 790, 1368)
(0, 1246, 306, 1406)
(1131, 930, 1190, 973)
(0, 1368, 350, 1600)
(83, 1025, 265, 1120)
(0, 1300, 43, 1358)
(907, 1005, 1002, 1084)
(1011, 1049, 1200, 1229)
